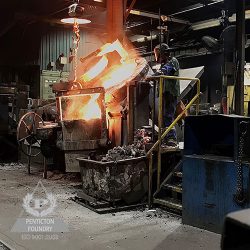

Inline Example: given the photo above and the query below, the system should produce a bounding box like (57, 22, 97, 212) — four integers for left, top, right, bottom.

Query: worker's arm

(152, 62, 177, 77)
(160, 62, 177, 76)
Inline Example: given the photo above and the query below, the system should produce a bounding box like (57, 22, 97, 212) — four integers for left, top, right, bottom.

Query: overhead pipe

(170, 0, 224, 17)
(129, 9, 189, 25)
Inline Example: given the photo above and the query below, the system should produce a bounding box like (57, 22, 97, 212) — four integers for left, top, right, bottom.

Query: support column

(127, 84, 135, 145)
(106, 0, 125, 42)
(235, 0, 245, 115)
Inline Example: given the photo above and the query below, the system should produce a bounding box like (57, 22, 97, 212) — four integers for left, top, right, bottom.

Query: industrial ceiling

(0, 0, 250, 60)
(1, 0, 249, 34)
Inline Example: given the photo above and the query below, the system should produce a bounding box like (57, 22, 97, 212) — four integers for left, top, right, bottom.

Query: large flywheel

(17, 112, 44, 158)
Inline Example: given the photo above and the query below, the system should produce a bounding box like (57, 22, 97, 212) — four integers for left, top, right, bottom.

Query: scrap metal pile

(102, 129, 151, 162)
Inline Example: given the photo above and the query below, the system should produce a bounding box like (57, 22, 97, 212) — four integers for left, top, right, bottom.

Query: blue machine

(182, 115, 250, 233)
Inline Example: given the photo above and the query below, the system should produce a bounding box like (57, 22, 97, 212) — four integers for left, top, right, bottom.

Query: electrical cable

(150, 18, 153, 66)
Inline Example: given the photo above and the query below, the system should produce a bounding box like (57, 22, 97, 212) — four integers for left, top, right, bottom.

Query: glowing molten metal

(79, 39, 138, 92)
(62, 94, 101, 121)
(64, 39, 141, 121)
(81, 94, 101, 120)
(80, 56, 109, 82)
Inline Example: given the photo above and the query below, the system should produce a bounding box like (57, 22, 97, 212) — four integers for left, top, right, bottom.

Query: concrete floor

(0, 163, 221, 250)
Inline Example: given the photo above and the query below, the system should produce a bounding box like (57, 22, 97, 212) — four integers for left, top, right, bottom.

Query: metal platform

(72, 191, 146, 214)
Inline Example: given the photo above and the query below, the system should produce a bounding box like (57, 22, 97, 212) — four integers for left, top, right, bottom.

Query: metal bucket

(77, 156, 148, 204)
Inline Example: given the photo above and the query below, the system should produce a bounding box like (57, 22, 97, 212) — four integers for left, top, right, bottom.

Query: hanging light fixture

(61, 18, 91, 24)
(61, 0, 91, 24)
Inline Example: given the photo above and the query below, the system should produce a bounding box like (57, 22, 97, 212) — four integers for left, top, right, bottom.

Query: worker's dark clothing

(156, 57, 180, 142)
(160, 57, 180, 97)
(163, 92, 178, 140)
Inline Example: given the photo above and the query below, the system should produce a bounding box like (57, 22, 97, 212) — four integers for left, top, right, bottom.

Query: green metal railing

(146, 75, 201, 207)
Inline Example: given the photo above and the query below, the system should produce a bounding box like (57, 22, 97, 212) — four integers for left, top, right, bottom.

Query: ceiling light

(61, 18, 91, 24)
(61, 0, 91, 25)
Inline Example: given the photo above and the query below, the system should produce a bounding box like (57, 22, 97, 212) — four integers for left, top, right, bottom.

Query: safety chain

(234, 121, 248, 206)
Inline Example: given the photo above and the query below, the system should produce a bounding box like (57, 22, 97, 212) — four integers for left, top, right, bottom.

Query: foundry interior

(0, 0, 250, 249)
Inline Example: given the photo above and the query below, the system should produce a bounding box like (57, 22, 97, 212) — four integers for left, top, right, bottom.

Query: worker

(153, 43, 180, 147)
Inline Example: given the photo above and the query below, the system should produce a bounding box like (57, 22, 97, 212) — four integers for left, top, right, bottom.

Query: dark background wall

(39, 25, 103, 72)
(179, 53, 223, 105)
(0, 23, 102, 98)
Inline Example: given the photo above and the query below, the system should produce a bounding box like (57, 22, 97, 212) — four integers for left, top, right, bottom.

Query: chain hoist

(71, 18, 82, 89)
(234, 121, 248, 206)
(73, 19, 80, 82)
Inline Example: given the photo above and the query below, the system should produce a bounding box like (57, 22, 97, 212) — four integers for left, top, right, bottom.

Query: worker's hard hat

(154, 43, 170, 54)
(154, 43, 170, 62)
